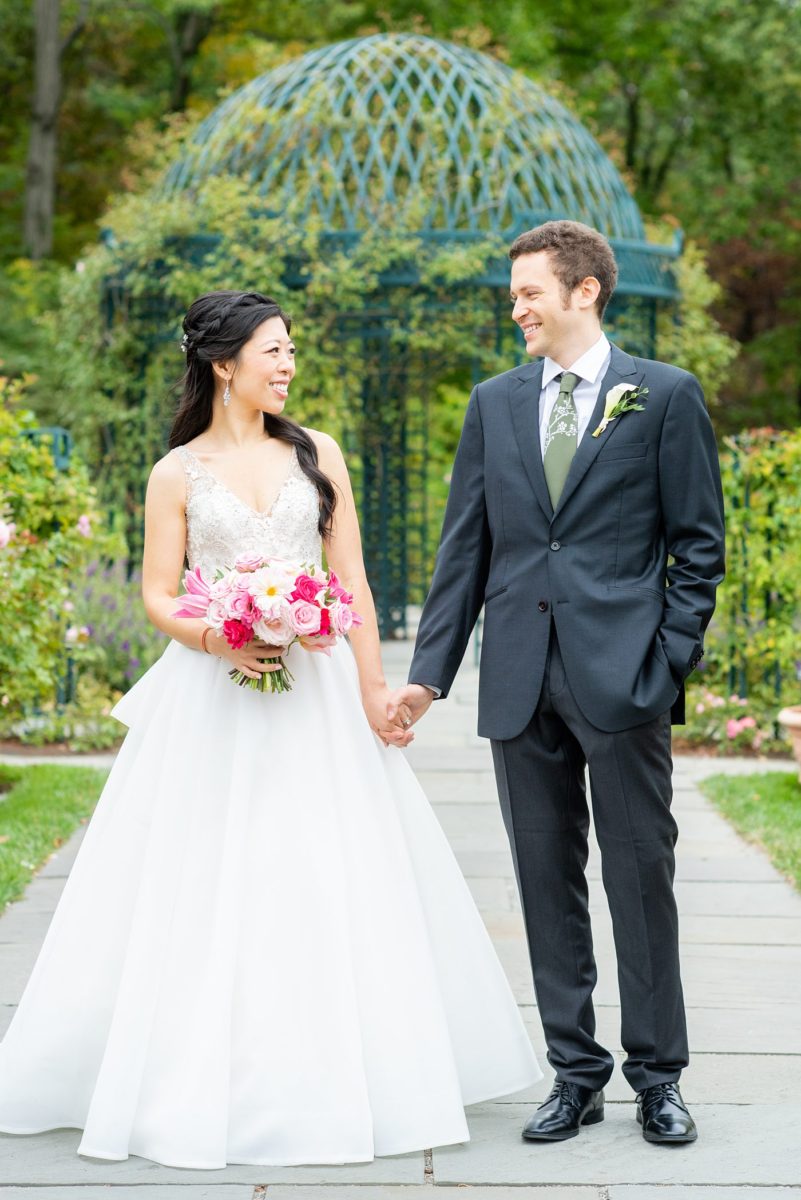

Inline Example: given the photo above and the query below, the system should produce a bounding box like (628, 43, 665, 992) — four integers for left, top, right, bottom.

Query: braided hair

(169, 290, 336, 538)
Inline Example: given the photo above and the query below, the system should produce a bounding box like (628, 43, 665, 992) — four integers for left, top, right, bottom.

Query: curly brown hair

(509, 220, 618, 318)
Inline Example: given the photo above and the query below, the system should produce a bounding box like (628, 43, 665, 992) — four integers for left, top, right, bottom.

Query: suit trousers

(490, 624, 689, 1093)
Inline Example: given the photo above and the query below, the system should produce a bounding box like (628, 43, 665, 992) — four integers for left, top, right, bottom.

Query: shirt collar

(541, 333, 611, 389)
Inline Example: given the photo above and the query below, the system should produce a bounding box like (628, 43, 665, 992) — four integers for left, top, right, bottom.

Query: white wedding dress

(0, 444, 540, 1169)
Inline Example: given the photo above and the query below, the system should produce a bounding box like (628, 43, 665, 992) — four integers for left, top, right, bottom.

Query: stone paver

(0, 1191, 256, 1200)
(609, 1192, 801, 1200)
(0, 637, 799, 1194)
(0, 1129, 423, 1187)
(432, 1103, 801, 1186)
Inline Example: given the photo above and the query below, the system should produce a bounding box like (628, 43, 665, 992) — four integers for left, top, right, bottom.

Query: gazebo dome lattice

(152, 34, 681, 634)
(166, 33, 676, 298)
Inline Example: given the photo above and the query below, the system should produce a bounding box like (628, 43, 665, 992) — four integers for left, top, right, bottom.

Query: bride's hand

(211, 636, 285, 680)
(361, 684, 414, 748)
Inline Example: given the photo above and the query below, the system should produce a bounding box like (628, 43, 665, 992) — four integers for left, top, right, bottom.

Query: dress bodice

(174, 444, 323, 577)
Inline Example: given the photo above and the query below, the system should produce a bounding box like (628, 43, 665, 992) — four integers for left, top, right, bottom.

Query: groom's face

(510, 251, 583, 359)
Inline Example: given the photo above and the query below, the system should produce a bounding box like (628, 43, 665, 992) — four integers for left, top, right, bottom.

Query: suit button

(538, 601, 548, 612)
(550, 540, 561, 551)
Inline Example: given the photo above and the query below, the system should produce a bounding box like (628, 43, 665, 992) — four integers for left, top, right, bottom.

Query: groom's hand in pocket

(387, 684, 435, 730)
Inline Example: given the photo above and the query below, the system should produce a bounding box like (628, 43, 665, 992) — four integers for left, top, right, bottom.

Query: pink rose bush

(682, 686, 771, 754)
(174, 557, 363, 692)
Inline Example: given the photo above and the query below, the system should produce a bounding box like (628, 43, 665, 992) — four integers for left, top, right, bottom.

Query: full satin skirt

(0, 639, 540, 1168)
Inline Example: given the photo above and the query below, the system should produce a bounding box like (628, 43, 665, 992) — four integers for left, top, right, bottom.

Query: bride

(0, 290, 540, 1169)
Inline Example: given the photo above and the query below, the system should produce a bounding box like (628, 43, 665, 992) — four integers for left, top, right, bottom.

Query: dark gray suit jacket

(409, 344, 725, 739)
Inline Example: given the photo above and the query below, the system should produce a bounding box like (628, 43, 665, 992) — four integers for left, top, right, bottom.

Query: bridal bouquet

(174, 554, 362, 692)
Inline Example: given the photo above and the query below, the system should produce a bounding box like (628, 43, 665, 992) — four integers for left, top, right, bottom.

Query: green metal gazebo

(155, 34, 680, 633)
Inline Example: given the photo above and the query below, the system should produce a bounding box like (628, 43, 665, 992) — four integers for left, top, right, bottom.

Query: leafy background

(1, 0, 800, 749)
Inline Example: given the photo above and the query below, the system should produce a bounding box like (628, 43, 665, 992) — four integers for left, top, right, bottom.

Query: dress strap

(173, 445, 206, 508)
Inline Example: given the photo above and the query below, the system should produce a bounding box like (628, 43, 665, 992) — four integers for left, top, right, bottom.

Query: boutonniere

(592, 383, 649, 438)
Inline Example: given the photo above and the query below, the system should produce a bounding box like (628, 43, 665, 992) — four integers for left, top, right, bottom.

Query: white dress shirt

(418, 334, 612, 700)
(539, 334, 611, 457)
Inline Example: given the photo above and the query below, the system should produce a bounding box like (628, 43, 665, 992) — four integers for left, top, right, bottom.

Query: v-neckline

(182, 444, 298, 520)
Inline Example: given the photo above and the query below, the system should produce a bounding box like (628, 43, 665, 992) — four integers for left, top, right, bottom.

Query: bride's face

(227, 316, 296, 416)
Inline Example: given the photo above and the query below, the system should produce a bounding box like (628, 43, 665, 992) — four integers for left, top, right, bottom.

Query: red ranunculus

(223, 618, 252, 649)
(318, 607, 331, 636)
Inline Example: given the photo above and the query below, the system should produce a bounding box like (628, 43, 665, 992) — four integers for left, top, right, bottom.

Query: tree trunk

(167, 8, 213, 112)
(24, 0, 62, 259)
(23, 0, 88, 259)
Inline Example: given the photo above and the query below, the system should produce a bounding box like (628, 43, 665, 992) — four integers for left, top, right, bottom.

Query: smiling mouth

(271, 382, 289, 397)
(520, 322, 542, 338)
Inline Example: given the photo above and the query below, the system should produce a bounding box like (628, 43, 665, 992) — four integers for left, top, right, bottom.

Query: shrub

(74, 559, 167, 692)
(0, 377, 120, 720)
(680, 681, 787, 755)
(701, 428, 801, 715)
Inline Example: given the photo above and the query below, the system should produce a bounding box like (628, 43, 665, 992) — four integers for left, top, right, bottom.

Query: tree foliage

(0, 376, 116, 716)
(703, 428, 801, 712)
(1, 0, 796, 428)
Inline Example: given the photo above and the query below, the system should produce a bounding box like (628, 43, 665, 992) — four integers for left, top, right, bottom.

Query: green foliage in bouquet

(0, 377, 121, 722)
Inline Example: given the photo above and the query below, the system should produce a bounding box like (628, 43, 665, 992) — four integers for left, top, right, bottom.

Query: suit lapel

(508, 360, 553, 521)
(553, 344, 643, 518)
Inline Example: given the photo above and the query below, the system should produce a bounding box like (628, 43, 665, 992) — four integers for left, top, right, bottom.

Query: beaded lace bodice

(174, 444, 323, 576)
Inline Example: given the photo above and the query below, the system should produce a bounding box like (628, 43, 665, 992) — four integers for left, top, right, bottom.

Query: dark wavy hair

(169, 290, 336, 538)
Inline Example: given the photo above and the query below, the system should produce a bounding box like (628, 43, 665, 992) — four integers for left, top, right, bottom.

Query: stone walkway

(1, 640, 800, 1199)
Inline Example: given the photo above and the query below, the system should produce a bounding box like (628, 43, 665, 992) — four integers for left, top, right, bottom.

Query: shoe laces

(549, 1080, 582, 1110)
(640, 1082, 685, 1112)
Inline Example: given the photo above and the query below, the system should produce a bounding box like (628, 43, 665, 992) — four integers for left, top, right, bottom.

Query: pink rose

(740, 716, 756, 729)
(292, 573, 325, 603)
(76, 514, 92, 538)
(289, 598, 322, 636)
(206, 598, 227, 629)
(210, 574, 236, 601)
(254, 598, 294, 646)
(223, 618, 252, 649)
(330, 602, 353, 636)
(234, 552, 264, 572)
(227, 588, 257, 626)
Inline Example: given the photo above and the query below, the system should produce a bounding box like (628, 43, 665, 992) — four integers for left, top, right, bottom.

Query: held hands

(361, 684, 415, 748)
(387, 684, 435, 731)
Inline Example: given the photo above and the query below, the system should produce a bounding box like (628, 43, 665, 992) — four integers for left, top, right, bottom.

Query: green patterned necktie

(543, 371, 580, 509)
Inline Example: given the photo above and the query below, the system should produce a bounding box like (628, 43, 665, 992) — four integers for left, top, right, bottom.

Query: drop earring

(223, 380, 231, 407)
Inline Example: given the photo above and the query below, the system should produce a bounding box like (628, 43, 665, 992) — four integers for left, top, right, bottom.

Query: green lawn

(0, 763, 107, 909)
(700, 770, 801, 891)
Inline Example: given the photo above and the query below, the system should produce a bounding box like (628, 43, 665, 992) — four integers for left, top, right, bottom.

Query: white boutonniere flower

(592, 383, 649, 438)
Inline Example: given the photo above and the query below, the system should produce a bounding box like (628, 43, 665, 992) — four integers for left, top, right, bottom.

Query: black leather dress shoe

(522, 1081, 605, 1141)
(636, 1082, 697, 1143)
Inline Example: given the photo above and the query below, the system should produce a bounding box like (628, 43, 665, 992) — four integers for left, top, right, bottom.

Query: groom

(390, 221, 725, 1144)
